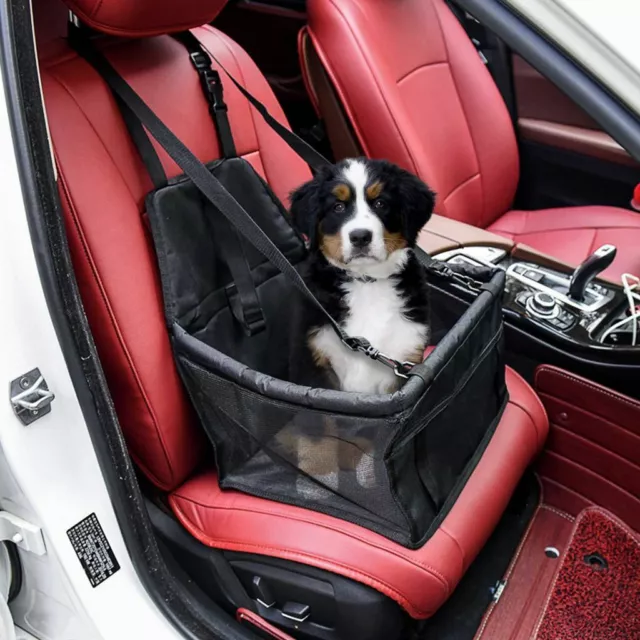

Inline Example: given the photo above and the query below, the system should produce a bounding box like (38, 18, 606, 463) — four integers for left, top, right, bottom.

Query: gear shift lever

(568, 244, 617, 301)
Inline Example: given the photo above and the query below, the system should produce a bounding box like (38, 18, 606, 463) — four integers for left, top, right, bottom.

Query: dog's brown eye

(333, 202, 346, 213)
(373, 198, 386, 210)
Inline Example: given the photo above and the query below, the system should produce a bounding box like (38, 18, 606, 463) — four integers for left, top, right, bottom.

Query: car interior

(16, 0, 640, 638)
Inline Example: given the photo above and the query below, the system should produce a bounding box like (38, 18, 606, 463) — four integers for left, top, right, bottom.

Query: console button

(530, 292, 557, 316)
(524, 269, 544, 282)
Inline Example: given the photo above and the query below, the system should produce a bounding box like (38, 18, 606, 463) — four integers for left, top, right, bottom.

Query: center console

(436, 244, 638, 349)
(418, 216, 640, 399)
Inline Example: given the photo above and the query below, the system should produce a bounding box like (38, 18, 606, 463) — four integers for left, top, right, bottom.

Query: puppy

(290, 158, 435, 395)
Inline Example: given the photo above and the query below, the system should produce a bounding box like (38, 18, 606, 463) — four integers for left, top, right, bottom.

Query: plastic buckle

(203, 70, 227, 112)
(225, 284, 266, 336)
(189, 50, 210, 71)
(243, 306, 266, 336)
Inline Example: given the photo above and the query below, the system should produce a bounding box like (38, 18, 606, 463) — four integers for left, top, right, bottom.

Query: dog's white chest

(311, 278, 428, 394)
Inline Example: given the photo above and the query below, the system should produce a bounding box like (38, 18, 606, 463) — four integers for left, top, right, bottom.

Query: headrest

(65, 0, 228, 37)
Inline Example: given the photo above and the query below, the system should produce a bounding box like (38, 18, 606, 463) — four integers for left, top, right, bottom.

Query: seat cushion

(489, 206, 640, 281)
(40, 25, 312, 490)
(169, 367, 548, 619)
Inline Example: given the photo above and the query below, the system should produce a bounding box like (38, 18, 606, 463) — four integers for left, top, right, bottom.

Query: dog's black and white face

(290, 158, 435, 277)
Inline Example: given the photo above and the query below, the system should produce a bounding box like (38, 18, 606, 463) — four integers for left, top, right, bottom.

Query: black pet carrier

(75, 30, 508, 548)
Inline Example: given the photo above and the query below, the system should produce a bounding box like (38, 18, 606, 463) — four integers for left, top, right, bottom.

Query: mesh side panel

(147, 157, 510, 547)
(386, 299, 507, 545)
(179, 357, 413, 540)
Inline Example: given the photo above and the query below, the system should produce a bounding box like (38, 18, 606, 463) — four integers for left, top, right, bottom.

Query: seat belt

(446, 1, 517, 124)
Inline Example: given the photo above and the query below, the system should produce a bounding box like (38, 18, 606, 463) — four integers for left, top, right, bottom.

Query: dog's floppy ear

(399, 173, 436, 246)
(289, 179, 320, 248)
(290, 168, 332, 248)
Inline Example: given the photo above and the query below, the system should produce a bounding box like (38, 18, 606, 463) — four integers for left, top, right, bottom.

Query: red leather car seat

(36, 0, 548, 621)
(302, 0, 640, 281)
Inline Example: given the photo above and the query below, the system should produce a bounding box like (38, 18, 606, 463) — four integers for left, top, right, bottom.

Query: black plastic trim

(0, 2, 254, 638)
(453, 0, 640, 161)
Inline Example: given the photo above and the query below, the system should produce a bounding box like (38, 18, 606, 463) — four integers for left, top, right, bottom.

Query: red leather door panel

(534, 365, 640, 532)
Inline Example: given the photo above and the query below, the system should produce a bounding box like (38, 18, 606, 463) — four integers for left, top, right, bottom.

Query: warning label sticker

(67, 513, 120, 587)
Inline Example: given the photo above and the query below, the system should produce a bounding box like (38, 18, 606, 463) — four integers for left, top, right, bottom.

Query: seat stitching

(321, 0, 422, 175)
(169, 493, 451, 583)
(493, 220, 640, 234)
(539, 504, 575, 523)
(48, 68, 145, 207)
(170, 500, 440, 617)
(506, 368, 548, 448)
(442, 172, 480, 205)
(586, 227, 598, 256)
(55, 158, 176, 487)
(433, 2, 485, 225)
(396, 60, 447, 85)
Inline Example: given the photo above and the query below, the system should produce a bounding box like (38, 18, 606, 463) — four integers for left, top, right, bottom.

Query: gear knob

(568, 244, 617, 301)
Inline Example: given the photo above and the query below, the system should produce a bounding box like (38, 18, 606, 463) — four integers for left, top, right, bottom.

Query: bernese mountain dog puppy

(290, 158, 436, 395)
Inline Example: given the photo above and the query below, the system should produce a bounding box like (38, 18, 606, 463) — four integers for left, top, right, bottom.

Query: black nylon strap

(72, 31, 423, 378)
(212, 217, 266, 336)
(115, 95, 167, 189)
(178, 30, 331, 174)
(173, 32, 237, 159)
(71, 33, 349, 341)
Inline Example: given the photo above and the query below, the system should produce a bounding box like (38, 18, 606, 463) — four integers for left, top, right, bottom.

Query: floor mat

(534, 507, 640, 640)
(475, 504, 574, 640)
(415, 472, 540, 639)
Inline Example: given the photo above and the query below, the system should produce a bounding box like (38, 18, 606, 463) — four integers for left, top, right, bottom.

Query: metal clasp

(10, 368, 54, 425)
(343, 337, 417, 378)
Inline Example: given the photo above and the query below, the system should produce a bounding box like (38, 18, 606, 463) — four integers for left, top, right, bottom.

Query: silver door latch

(10, 368, 54, 425)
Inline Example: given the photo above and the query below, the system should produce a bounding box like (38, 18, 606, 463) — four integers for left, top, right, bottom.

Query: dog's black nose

(349, 229, 373, 248)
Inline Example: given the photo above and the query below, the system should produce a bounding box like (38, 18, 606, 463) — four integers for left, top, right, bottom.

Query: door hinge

(10, 368, 54, 425)
(0, 512, 46, 556)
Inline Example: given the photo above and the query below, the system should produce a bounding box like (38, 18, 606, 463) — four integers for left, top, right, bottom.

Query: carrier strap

(173, 31, 238, 159)
(71, 29, 419, 380)
(116, 94, 167, 189)
(213, 216, 267, 336)
(178, 29, 331, 174)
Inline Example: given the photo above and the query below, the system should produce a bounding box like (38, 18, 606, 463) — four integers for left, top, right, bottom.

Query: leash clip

(342, 337, 417, 378)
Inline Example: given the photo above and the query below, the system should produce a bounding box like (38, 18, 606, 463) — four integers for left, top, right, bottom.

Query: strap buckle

(188, 51, 227, 112)
(189, 50, 210, 71)
(226, 283, 266, 337)
(203, 69, 227, 112)
(342, 337, 417, 379)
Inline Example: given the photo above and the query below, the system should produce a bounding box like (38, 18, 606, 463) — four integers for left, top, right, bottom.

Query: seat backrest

(305, 0, 520, 228)
(36, 0, 312, 490)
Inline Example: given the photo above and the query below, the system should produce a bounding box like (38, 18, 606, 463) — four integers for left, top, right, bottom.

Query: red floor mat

(534, 507, 640, 640)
